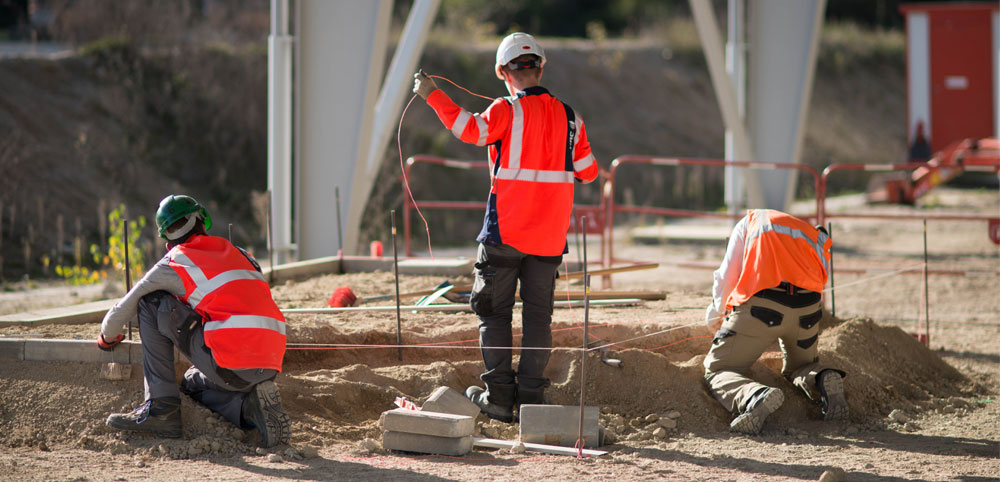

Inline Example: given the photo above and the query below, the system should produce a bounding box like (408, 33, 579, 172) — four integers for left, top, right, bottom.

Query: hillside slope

(0, 36, 906, 278)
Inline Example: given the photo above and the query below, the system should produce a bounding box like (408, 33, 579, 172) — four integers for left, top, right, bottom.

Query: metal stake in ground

(335, 186, 344, 257)
(266, 190, 274, 286)
(123, 218, 132, 340)
(391, 209, 403, 362)
(828, 222, 835, 318)
(577, 217, 590, 457)
(228, 223, 233, 243)
(922, 219, 930, 347)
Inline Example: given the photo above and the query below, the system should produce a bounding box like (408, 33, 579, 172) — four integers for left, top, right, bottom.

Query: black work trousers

(137, 291, 277, 428)
(470, 243, 560, 401)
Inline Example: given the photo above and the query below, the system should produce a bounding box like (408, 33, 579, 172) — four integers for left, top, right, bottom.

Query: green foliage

(78, 34, 134, 60)
(98, 204, 148, 285)
(56, 204, 148, 286)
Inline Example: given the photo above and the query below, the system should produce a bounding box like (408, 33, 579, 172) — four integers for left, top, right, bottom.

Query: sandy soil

(0, 188, 997, 481)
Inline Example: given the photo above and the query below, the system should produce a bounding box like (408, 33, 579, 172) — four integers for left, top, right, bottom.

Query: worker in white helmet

(414, 33, 599, 422)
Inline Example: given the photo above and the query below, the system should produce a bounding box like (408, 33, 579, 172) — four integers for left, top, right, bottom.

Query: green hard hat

(155, 194, 212, 239)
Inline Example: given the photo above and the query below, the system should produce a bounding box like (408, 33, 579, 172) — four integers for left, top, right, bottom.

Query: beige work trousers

(703, 291, 830, 414)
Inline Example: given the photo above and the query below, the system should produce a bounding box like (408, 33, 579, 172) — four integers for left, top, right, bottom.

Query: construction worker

(97, 195, 290, 447)
(413, 32, 599, 422)
(703, 209, 848, 434)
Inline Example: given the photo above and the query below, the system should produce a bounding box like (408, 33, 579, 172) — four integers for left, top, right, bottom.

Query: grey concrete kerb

(0, 338, 141, 364)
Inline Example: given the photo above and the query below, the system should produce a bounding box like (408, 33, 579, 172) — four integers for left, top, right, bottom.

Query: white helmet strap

(164, 214, 198, 241)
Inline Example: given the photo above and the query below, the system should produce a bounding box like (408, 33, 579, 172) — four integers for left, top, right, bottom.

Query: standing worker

(413, 32, 599, 422)
(97, 194, 290, 447)
(703, 209, 848, 434)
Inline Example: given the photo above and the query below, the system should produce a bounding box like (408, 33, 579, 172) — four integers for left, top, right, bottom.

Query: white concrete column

(268, 0, 294, 263)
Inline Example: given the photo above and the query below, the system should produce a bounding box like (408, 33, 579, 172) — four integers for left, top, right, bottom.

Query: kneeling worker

(97, 194, 290, 447)
(703, 209, 848, 434)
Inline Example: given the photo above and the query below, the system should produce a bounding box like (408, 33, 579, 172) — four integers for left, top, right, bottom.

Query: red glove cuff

(98, 333, 124, 351)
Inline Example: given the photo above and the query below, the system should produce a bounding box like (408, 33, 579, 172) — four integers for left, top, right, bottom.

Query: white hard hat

(495, 32, 546, 75)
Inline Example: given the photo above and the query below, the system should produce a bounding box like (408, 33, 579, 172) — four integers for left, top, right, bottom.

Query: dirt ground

(0, 188, 997, 481)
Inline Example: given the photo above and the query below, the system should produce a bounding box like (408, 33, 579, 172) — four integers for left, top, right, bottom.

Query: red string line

(397, 94, 434, 259)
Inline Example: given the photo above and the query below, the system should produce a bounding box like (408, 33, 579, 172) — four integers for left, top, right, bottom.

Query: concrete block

(265, 256, 341, 285)
(382, 431, 472, 456)
(421, 386, 482, 419)
(381, 408, 474, 438)
(0, 339, 24, 360)
(519, 404, 601, 448)
(22, 339, 140, 365)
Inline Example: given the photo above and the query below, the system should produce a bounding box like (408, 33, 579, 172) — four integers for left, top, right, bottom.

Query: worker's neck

(505, 77, 541, 96)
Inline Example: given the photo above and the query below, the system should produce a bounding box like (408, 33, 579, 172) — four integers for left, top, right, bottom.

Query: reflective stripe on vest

(450, 109, 490, 147)
(746, 210, 831, 275)
(171, 252, 267, 308)
(495, 167, 575, 183)
(508, 98, 525, 169)
(205, 315, 287, 335)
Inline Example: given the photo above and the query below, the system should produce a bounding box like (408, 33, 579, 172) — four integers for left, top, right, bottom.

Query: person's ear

(495, 64, 505, 81)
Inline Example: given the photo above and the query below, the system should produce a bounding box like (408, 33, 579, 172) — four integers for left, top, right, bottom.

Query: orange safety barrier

(605, 156, 822, 276)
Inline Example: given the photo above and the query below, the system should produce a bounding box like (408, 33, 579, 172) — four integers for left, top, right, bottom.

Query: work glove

(97, 333, 124, 352)
(413, 70, 438, 100)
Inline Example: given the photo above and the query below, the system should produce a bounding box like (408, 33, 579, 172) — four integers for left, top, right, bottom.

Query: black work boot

(466, 385, 514, 423)
(106, 397, 182, 438)
(242, 380, 290, 448)
(817, 369, 849, 421)
(513, 387, 546, 422)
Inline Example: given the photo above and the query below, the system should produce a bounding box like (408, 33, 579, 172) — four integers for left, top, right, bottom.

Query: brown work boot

(106, 397, 182, 438)
(730, 387, 784, 435)
(242, 380, 290, 448)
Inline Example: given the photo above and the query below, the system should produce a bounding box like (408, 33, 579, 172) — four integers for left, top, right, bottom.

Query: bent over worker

(98, 195, 290, 447)
(413, 32, 599, 422)
(703, 209, 848, 435)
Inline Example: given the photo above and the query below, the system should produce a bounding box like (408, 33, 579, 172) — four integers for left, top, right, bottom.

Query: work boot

(730, 387, 784, 435)
(106, 397, 182, 438)
(242, 380, 290, 448)
(466, 386, 514, 423)
(817, 369, 849, 421)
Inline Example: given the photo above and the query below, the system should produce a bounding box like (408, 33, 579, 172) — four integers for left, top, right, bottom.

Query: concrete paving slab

(0, 299, 117, 326)
(342, 257, 473, 277)
(421, 386, 481, 419)
(381, 408, 474, 438)
(519, 404, 601, 448)
(381, 431, 472, 456)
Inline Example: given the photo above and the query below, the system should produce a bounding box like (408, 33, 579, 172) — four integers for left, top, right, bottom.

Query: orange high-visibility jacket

(726, 209, 832, 309)
(169, 235, 286, 371)
(426, 86, 599, 256)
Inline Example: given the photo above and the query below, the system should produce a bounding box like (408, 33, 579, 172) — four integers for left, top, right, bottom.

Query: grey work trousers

(703, 288, 837, 414)
(137, 291, 277, 427)
(470, 243, 560, 398)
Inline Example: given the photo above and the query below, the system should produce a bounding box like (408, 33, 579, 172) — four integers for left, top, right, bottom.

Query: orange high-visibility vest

(169, 235, 286, 371)
(726, 209, 832, 309)
(426, 86, 599, 256)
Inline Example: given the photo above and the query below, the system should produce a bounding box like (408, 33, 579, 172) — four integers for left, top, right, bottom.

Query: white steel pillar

(746, 0, 826, 210)
(268, 0, 294, 263)
(690, 0, 762, 207)
(724, 0, 748, 218)
(296, 0, 392, 259)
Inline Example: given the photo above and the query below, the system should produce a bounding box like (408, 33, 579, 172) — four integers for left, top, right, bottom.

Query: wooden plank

(282, 298, 642, 314)
(550, 290, 665, 301)
(472, 437, 607, 457)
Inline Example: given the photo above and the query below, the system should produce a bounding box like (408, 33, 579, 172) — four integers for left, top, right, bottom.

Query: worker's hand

(705, 304, 724, 333)
(413, 70, 438, 100)
(97, 333, 124, 352)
